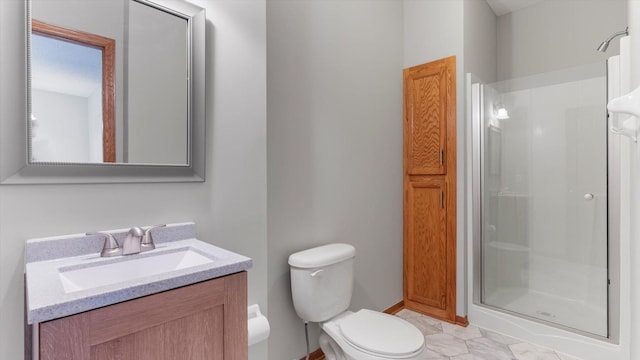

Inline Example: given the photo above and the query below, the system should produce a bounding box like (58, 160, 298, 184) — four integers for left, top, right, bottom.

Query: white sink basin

(58, 247, 215, 293)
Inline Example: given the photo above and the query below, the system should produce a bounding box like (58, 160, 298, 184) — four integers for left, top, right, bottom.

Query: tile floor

(395, 309, 582, 360)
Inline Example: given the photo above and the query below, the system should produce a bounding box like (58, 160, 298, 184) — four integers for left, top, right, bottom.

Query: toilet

(289, 243, 425, 360)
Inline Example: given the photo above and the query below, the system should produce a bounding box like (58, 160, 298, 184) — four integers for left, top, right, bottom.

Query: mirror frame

(0, 0, 205, 184)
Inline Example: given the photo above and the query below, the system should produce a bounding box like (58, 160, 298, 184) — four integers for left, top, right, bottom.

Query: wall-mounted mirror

(0, 0, 205, 184)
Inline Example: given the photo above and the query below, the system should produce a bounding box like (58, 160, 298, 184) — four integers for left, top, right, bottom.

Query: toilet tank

(288, 243, 355, 322)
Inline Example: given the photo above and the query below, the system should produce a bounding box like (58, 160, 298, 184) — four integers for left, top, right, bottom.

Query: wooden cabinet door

(404, 179, 454, 320)
(39, 272, 247, 360)
(403, 56, 456, 323)
(403, 57, 455, 176)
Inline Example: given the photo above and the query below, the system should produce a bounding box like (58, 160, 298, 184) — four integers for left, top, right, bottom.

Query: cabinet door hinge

(439, 149, 444, 166)
(440, 191, 444, 208)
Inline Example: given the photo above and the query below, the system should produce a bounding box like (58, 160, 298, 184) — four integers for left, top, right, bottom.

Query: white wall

(497, 0, 627, 80)
(266, 1, 403, 358)
(0, 2, 268, 360)
(31, 90, 91, 163)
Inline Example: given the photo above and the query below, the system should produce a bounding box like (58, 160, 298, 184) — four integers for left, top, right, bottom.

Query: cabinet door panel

(90, 325, 164, 360)
(39, 272, 246, 360)
(405, 180, 448, 310)
(39, 312, 90, 359)
(404, 57, 454, 176)
(88, 276, 225, 345)
(162, 306, 224, 360)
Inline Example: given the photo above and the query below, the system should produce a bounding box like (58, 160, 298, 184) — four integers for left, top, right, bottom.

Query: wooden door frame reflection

(32, 19, 116, 162)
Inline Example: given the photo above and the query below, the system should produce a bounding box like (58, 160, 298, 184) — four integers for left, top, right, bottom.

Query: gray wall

(404, 0, 464, 69)
(0, 1, 268, 360)
(464, 0, 497, 84)
(497, 0, 627, 80)
(462, 0, 498, 315)
(402, 0, 497, 318)
(403, 0, 468, 316)
(266, 1, 404, 358)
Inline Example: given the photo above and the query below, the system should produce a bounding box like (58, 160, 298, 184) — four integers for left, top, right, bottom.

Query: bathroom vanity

(38, 273, 245, 360)
(24, 223, 252, 360)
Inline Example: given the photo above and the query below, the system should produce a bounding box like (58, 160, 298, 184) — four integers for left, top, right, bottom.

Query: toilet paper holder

(248, 304, 270, 346)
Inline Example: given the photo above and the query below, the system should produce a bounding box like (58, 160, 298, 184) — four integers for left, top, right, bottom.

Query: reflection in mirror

(127, 1, 188, 165)
(31, 20, 115, 163)
(29, 0, 189, 166)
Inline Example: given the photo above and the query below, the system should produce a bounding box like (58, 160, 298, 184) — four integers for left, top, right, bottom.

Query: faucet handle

(140, 224, 166, 252)
(87, 232, 122, 257)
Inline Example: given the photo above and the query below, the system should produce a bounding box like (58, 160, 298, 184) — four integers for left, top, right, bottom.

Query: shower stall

(468, 59, 625, 359)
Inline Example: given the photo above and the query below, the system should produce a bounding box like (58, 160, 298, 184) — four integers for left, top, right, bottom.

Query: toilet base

(319, 332, 347, 360)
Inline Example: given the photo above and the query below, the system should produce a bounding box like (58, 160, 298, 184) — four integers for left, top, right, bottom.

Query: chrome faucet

(89, 224, 166, 257)
(122, 227, 144, 255)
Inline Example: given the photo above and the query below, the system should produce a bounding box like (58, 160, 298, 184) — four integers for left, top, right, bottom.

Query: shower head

(596, 41, 610, 53)
(597, 27, 629, 52)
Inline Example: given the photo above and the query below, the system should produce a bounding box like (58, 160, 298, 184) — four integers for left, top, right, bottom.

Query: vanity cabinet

(403, 56, 457, 323)
(38, 271, 247, 360)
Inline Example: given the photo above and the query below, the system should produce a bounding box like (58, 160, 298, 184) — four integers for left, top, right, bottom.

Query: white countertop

(25, 223, 252, 324)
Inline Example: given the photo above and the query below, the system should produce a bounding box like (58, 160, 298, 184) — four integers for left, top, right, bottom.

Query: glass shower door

(480, 64, 608, 337)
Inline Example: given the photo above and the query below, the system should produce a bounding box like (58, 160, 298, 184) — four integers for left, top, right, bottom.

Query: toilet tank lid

(288, 243, 355, 268)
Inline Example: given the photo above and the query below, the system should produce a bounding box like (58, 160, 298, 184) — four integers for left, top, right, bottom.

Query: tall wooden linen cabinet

(403, 56, 457, 323)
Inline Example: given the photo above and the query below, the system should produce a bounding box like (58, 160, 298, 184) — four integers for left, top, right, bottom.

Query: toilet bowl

(319, 310, 425, 360)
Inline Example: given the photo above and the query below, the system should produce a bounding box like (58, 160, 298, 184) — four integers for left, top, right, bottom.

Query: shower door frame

(468, 64, 621, 344)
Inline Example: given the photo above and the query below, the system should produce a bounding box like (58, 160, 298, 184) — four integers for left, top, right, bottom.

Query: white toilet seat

(339, 310, 425, 358)
(322, 310, 425, 360)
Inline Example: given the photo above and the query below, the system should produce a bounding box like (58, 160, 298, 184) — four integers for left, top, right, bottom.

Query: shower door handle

(584, 193, 594, 201)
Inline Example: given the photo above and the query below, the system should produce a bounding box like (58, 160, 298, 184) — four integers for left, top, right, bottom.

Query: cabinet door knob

(584, 193, 594, 201)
